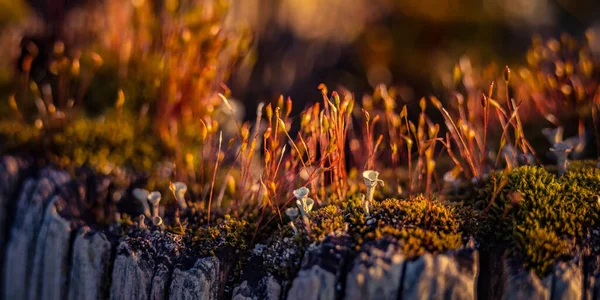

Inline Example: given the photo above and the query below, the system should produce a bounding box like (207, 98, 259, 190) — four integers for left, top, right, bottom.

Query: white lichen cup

(147, 191, 162, 218)
(132, 188, 151, 217)
(170, 182, 188, 211)
(285, 207, 299, 235)
(362, 170, 384, 208)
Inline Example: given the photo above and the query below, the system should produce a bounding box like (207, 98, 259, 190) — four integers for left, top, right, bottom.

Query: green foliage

(374, 196, 461, 233)
(306, 204, 345, 241)
(0, 113, 163, 173)
(190, 214, 255, 256)
(517, 227, 570, 275)
(479, 164, 600, 275)
(345, 195, 467, 255)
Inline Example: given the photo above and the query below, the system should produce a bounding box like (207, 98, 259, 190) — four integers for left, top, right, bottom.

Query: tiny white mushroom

(170, 182, 188, 211)
(293, 188, 314, 234)
(152, 216, 163, 227)
(132, 188, 151, 217)
(293, 187, 313, 217)
(293, 187, 309, 201)
(147, 191, 162, 218)
(138, 214, 146, 229)
(360, 194, 369, 216)
(285, 207, 299, 235)
(362, 170, 384, 206)
(296, 197, 314, 218)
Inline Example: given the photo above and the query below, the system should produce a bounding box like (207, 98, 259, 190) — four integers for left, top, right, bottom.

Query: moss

(517, 227, 571, 275)
(191, 226, 222, 256)
(189, 213, 255, 256)
(560, 160, 600, 195)
(478, 165, 600, 275)
(222, 214, 253, 251)
(0, 114, 163, 174)
(345, 195, 467, 254)
(306, 204, 345, 241)
(373, 196, 461, 233)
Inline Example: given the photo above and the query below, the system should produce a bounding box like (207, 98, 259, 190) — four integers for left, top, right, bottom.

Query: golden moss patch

(0, 114, 163, 173)
(346, 195, 467, 255)
(479, 164, 600, 275)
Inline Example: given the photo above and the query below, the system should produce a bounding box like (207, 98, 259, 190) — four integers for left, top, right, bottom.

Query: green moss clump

(0, 113, 163, 174)
(306, 204, 345, 241)
(222, 215, 253, 251)
(345, 195, 467, 256)
(189, 214, 255, 256)
(479, 164, 600, 275)
(518, 227, 571, 274)
(560, 161, 600, 195)
(374, 197, 461, 233)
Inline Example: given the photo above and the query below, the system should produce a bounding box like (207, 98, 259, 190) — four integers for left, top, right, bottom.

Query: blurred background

(1, 0, 600, 120)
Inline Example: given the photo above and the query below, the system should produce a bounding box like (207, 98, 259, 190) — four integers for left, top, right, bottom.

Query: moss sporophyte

(2, 29, 600, 281)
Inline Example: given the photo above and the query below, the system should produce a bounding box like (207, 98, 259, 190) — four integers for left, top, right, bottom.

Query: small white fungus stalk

(147, 191, 162, 218)
(132, 188, 151, 217)
(170, 182, 188, 211)
(294, 187, 313, 234)
(285, 207, 299, 235)
(362, 170, 384, 210)
(138, 214, 146, 229)
(360, 194, 369, 216)
(152, 216, 163, 229)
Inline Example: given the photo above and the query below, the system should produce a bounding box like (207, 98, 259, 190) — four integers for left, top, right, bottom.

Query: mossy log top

(1, 156, 600, 300)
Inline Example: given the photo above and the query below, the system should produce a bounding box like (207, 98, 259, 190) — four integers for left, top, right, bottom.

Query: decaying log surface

(400, 249, 478, 300)
(150, 232, 184, 300)
(502, 257, 551, 300)
(67, 226, 113, 300)
(231, 247, 283, 300)
(550, 261, 582, 300)
(344, 238, 405, 300)
(0, 156, 30, 249)
(28, 195, 75, 300)
(168, 256, 221, 300)
(0, 159, 595, 300)
(232, 274, 281, 300)
(110, 234, 156, 300)
(287, 233, 352, 300)
(3, 169, 69, 300)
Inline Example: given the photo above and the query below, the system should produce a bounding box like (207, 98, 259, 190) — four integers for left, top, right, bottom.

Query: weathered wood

(110, 234, 156, 300)
(550, 260, 582, 300)
(0, 156, 30, 297)
(3, 169, 69, 300)
(232, 275, 282, 300)
(400, 249, 478, 300)
(501, 258, 551, 300)
(0, 156, 30, 249)
(168, 256, 221, 300)
(232, 249, 283, 300)
(344, 238, 405, 300)
(149, 232, 184, 300)
(287, 233, 352, 300)
(28, 195, 74, 300)
(67, 226, 113, 300)
(584, 256, 600, 300)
